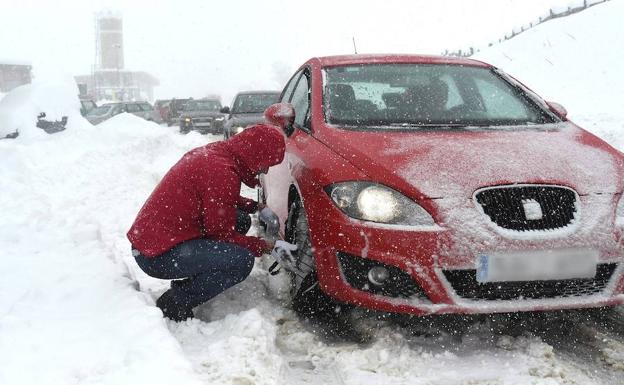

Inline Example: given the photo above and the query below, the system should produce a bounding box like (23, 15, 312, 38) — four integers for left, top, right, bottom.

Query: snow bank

(0, 111, 211, 384)
(475, 0, 624, 149)
(0, 77, 91, 141)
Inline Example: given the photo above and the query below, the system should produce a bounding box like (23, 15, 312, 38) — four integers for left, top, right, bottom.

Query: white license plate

(476, 249, 598, 283)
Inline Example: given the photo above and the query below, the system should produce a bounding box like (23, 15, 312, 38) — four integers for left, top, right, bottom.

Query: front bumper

(180, 118, 223, 134)
(306, 195, 624, 316)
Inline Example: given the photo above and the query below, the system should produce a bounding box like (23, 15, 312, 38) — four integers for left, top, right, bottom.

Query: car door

(263, 68, 313, 233)
(126, 103, 143, 119)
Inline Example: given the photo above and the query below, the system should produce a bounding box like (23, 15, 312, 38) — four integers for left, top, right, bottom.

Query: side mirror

(546, 101, 567, 119)
(220, 106, 230, 114)
(264, 103, 295, 135)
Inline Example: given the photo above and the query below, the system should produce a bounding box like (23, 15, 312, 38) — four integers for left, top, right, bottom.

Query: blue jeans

(133, 210, 255, 313)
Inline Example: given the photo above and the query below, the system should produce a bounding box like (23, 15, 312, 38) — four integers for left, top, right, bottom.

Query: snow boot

(155, 289, 194, 322)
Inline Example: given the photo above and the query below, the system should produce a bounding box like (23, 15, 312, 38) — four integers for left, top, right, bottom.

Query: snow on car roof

(313, 54, 491, 68)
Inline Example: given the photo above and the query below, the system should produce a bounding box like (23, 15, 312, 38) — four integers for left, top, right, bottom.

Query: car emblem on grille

(522, 199, 543, 220)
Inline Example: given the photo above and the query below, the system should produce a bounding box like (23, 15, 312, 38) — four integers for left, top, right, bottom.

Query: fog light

(367, 266, 390, 286)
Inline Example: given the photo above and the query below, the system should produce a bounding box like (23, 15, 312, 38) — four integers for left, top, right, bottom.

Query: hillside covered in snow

(475, 0, 624, 149)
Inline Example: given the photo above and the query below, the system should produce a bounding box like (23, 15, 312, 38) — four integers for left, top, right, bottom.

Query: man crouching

(127, 125, 285, 321)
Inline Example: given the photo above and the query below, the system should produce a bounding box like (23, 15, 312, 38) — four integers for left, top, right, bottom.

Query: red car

(261, 54, 624, 317)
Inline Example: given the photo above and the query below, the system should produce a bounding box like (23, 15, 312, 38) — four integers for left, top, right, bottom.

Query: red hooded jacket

(127, 124, 285, 257)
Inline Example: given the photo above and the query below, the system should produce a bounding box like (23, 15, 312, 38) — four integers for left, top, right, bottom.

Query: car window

(86, 105, 112, 117)
(472, 77, 533, 121)
(289, 71, 310, 128)
(184, 100, 221, 111)
(126, 103, 142, 113)
(232, 94, 279, 114)
(139, 103, 153, 111)
(281, 69, 304, 103)
(323, 64, 556, 128)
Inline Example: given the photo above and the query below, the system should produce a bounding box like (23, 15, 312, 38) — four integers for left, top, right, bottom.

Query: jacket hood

(315, 122, 624, 199)
(225, 124, 285, 187)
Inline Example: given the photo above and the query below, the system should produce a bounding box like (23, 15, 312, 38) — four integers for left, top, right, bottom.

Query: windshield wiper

(386, 122, 478, 128)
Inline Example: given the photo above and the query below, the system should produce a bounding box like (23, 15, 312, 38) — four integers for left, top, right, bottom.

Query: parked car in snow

(154, 99, 170, 122)
(166, 98, 191, 126)
(85, 101, 161, 125)
(178, 98, 225, 135)
(260, 54, 624, 319)
(79, 98, 97, 116)
(222, 91, 280, 139)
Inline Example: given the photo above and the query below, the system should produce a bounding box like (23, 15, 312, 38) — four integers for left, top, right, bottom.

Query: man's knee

(231, 251, 255, 283)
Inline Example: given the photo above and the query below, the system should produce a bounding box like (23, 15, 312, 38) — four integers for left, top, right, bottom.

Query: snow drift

(0, 77, 91, 141)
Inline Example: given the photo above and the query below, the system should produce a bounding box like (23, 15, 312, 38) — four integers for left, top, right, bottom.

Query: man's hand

(262, 239, 276, 255)
(257, 202, 266, 212)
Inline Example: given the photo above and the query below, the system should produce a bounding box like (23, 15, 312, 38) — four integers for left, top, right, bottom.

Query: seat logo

(522, 199, 543, 220)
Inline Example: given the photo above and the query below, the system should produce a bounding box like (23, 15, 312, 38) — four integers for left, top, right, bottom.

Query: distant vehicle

(166, 98, 191, 126)
(85, 101, 161, 125)
(261, 54, 624, 320)
(179, 98, 225, 135)
(154, 99, 170, 122)
(222, 91, 281, 139)
(79, 99, 97, 117)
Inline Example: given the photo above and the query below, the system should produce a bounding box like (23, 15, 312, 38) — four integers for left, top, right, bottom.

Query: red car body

(261, 54, 624, 316)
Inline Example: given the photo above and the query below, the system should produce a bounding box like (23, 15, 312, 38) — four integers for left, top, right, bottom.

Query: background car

(79, 99, 97, 117)
(222, 91, 280, 139)
(86, 101, 161, 125)
(260, 54, 624, 320)
(154, 99, 170, 122)
(166, 98, 191, 126)
(178, 98, 225, 135)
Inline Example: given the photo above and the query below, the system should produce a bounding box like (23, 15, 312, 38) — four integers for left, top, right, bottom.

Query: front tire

(286, 198, 341, 318)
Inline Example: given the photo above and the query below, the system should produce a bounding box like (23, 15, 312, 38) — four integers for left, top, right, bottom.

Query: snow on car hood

(316, 122, 624, 199)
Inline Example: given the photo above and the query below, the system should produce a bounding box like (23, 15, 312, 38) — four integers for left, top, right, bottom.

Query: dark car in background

(166, 98, 191, 126)
(85, 101, 161, 125)
(179, 98, 225, 135)
(222, 91, 280, 138)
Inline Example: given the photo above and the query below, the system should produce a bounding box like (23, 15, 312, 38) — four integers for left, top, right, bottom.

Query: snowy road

(0, 111, 622, 385)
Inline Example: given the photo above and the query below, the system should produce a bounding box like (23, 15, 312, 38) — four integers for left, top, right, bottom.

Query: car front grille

(475, 185, 577, 231)
(336, 252, 428, 299)
(193, 117, 213, 125)
(443, 263, 617, 301)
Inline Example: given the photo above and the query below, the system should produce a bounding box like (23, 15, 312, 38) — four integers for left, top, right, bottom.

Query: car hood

(314, 122, 624, 199)
(227, 113, 266, 127)
(181, 111, 224, 118)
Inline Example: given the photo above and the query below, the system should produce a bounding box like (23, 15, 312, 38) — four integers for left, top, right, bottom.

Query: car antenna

(352, 36, 358, 54)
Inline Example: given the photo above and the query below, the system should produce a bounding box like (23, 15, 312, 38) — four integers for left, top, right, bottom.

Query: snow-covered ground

(1, 1, 624, 384)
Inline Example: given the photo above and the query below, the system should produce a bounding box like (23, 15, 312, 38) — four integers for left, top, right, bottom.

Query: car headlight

(326, 182, 435, 226)
(184, 117, 192, 123)
(215, 117, 225, 121)
(616, 194, 624, 226)
(235, 126, 245, 134)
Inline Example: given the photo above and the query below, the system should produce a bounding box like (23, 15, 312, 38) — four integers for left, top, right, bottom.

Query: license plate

(476, 249, 598, 283)
(195, 122, 211, 127)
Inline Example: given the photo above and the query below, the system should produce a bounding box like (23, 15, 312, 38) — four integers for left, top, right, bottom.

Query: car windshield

(232, 93, 279, 114)
(323, 64, 559, 129)
(183, 100, 221, 111)
(86, 105, 113, 117)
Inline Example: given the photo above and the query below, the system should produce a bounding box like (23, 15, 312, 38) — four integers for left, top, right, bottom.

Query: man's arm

(198, 168, 269, 257)
(236, 196, 258, 213)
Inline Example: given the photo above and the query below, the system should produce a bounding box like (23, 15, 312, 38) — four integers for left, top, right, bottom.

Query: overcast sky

(1, 0, 577, 102)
